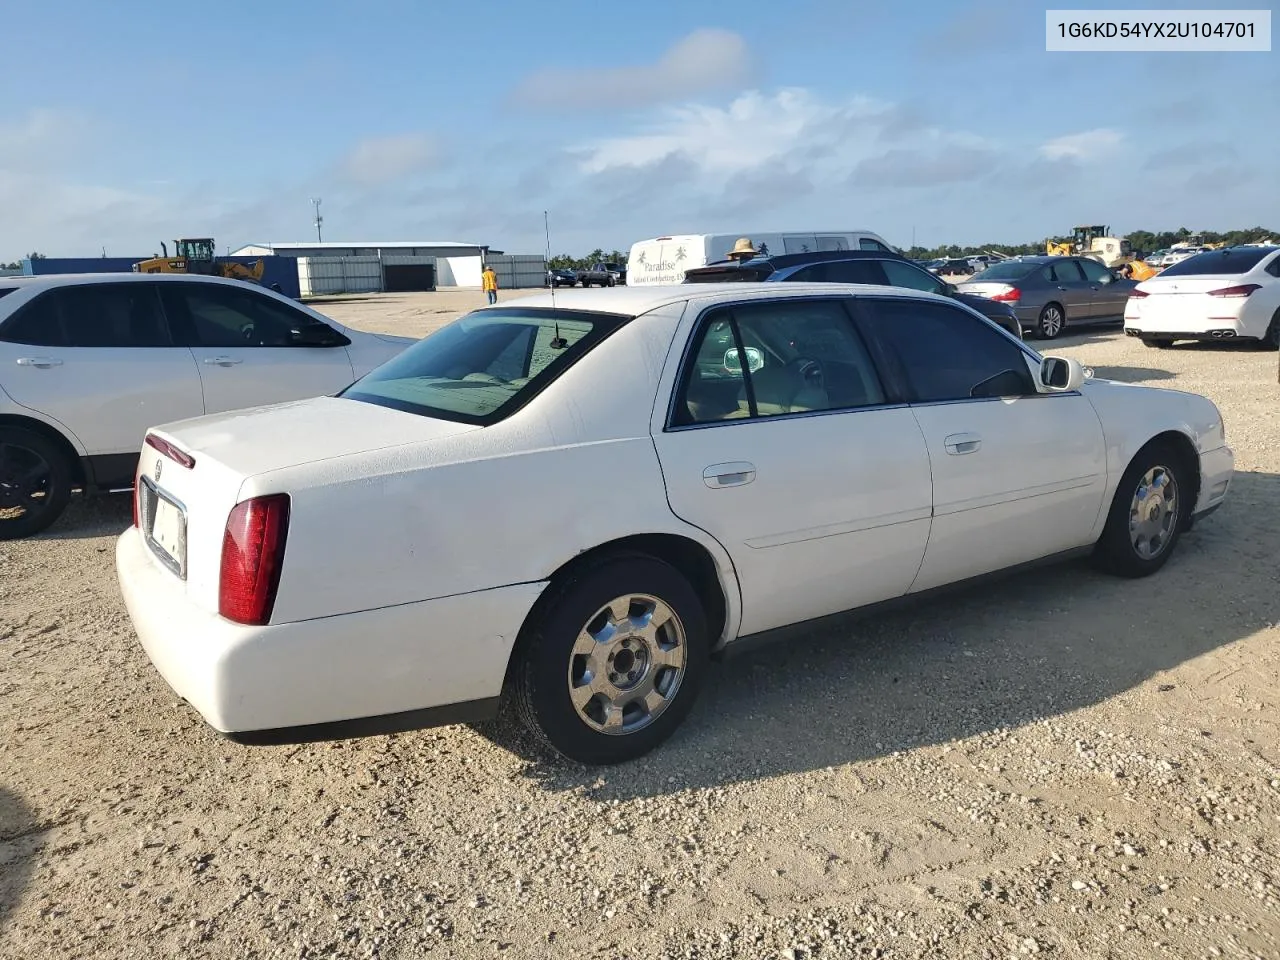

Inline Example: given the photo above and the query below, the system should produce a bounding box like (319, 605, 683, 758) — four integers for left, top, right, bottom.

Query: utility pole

(310, 197, 323, 243)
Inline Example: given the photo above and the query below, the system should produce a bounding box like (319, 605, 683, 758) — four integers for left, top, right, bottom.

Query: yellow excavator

(134, 238, 265, 283)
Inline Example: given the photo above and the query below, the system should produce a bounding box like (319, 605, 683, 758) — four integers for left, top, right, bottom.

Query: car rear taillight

(990, 287, 1021, 302)
(145, 432, 195, 469)
(1206, 284, 1261, 298)
(1128, 289, 1150, 299)
(219, 495, 290, 626)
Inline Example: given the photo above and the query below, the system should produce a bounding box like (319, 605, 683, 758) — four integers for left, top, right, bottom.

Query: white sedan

(116, 284, 1233, 765)
(0, 273, 415, 538)
(1123, 245, 1280, 349)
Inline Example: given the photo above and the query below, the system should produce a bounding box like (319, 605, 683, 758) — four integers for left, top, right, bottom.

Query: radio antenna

(544, 210, 555, 309)
(545, 210, 566, 349)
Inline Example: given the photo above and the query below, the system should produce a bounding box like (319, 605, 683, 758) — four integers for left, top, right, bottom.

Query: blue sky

(2, 0, 1276, 259)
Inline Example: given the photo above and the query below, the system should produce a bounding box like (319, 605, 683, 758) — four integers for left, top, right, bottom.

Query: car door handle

(202, 357, 243, 366)
(703, 462, 756, 488)
(1056, 285, 1068, 291)
(15, 357, 62, 368)
(944, 433, 982, 455)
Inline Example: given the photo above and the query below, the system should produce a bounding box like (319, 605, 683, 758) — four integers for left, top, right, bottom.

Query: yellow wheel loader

(134, 239, 265, 283)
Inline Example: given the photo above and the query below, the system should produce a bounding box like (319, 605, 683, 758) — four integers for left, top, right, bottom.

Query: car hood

(150, 395, 479, 479)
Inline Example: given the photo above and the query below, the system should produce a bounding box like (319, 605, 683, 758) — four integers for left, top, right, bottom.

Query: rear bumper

(116, 527, 547, 739)
(1124, 327, 1244, 342)
(1194, 444, 1233, 519)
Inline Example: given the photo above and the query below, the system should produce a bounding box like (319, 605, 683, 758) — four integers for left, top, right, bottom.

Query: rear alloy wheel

(1036, 303, 1065, 339)
(512, 555, 709, 764)
(1091, 441, 1188, 578)
(0, 427, 73, 540)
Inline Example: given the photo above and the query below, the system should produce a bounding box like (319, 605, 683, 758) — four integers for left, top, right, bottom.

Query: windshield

(968, 261, 1033, 281)
(340, 307, 629, 425)
(1160, 247, 1276, 277)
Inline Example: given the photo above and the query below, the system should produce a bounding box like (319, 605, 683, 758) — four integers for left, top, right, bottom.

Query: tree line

(545, 227, 1278, 268)
(904, 226, 1277, 261)
(1, 252, 46, 270)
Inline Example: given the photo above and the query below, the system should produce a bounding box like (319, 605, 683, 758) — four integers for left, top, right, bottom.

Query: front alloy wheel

(1092, 441, 1188, 578)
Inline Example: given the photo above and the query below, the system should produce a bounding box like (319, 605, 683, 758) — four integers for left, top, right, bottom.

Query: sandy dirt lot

(2, 289, 1278, 960)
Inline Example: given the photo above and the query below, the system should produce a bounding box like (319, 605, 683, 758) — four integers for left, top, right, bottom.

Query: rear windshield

(968, 261, 1033, 281)
(1159, 247, 1276, 277)
(684, 266, 773, 283)
(339, 307, 629, 425)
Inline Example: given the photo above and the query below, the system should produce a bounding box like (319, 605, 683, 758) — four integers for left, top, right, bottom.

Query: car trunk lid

(133, 396, 479, 615)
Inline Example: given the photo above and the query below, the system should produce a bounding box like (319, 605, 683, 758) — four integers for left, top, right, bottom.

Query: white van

(626, 230, 896, 285)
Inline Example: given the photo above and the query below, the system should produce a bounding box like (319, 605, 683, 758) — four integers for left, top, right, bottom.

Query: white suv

(0, 273, 414, 538)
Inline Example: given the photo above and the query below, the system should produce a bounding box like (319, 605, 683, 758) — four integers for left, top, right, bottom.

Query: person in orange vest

(482, 264, 498, 304)
(1123, 258, 1157, 281)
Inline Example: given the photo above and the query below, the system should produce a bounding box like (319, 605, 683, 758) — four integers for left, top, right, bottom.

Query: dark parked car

(546, 268, 577, 288)
(930, 258, 976, 277)
(683, 250, 1024, 339)
(578, 262, 626, 287)
(956, 255, 1137, 339)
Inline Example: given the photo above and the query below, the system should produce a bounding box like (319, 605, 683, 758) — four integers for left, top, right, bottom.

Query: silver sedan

(957, 256, 1138, 339)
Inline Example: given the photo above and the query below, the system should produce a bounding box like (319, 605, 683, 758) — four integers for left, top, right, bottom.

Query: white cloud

(572, 87, 997, 191)
(340, 133, 438, 186)
(1038, 128, 1123, 161)
(513, 28, 753, 109)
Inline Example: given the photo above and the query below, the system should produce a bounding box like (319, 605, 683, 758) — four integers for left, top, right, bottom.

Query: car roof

(698, 249, 910, 271)
(498, 282, 951, 317)
(0, 272, 271, 291)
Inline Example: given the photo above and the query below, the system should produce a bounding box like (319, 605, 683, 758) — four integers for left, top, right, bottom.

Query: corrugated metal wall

(296, 255, 443, 296)
(297, 256, 383, 296)
(488, 254, 547, 289)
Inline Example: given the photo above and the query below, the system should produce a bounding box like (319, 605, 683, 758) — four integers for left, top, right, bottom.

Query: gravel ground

(2, 291, 1278, 960)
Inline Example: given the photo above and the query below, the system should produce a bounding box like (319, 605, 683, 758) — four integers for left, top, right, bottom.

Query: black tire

(512, 554, 709, 765)
(607, 276, 616, 287)
(0, 427, 73, 540)
(1091, 440, 1191, 579)
(1255, 310, 1280, 350)
(1036, 302, 1066, 339)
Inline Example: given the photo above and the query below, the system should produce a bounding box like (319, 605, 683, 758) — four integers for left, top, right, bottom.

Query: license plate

(149, 492, 186, 570)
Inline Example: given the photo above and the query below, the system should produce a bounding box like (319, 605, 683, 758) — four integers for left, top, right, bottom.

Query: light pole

(310, 197, 323, 243)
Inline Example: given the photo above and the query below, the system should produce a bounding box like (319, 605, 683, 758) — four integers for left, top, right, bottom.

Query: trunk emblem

(154, 460, 163, 481)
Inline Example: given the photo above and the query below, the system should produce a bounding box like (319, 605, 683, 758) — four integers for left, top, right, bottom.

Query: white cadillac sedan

(116, 284, 1233, 765)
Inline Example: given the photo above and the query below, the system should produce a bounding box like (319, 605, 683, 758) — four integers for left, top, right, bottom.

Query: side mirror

(724, 346, 764, 374)
(1041, 355, 1090, 391)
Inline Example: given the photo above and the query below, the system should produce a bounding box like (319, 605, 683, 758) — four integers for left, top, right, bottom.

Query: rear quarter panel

(252, 301, 743, 636)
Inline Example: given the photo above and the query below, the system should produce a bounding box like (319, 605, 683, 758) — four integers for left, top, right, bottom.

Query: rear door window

(163, 283, 347, 347)
(52, 284, 171, 347)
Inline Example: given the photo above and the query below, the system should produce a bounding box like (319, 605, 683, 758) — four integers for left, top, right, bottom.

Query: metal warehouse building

(231, 241, 494, 289)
